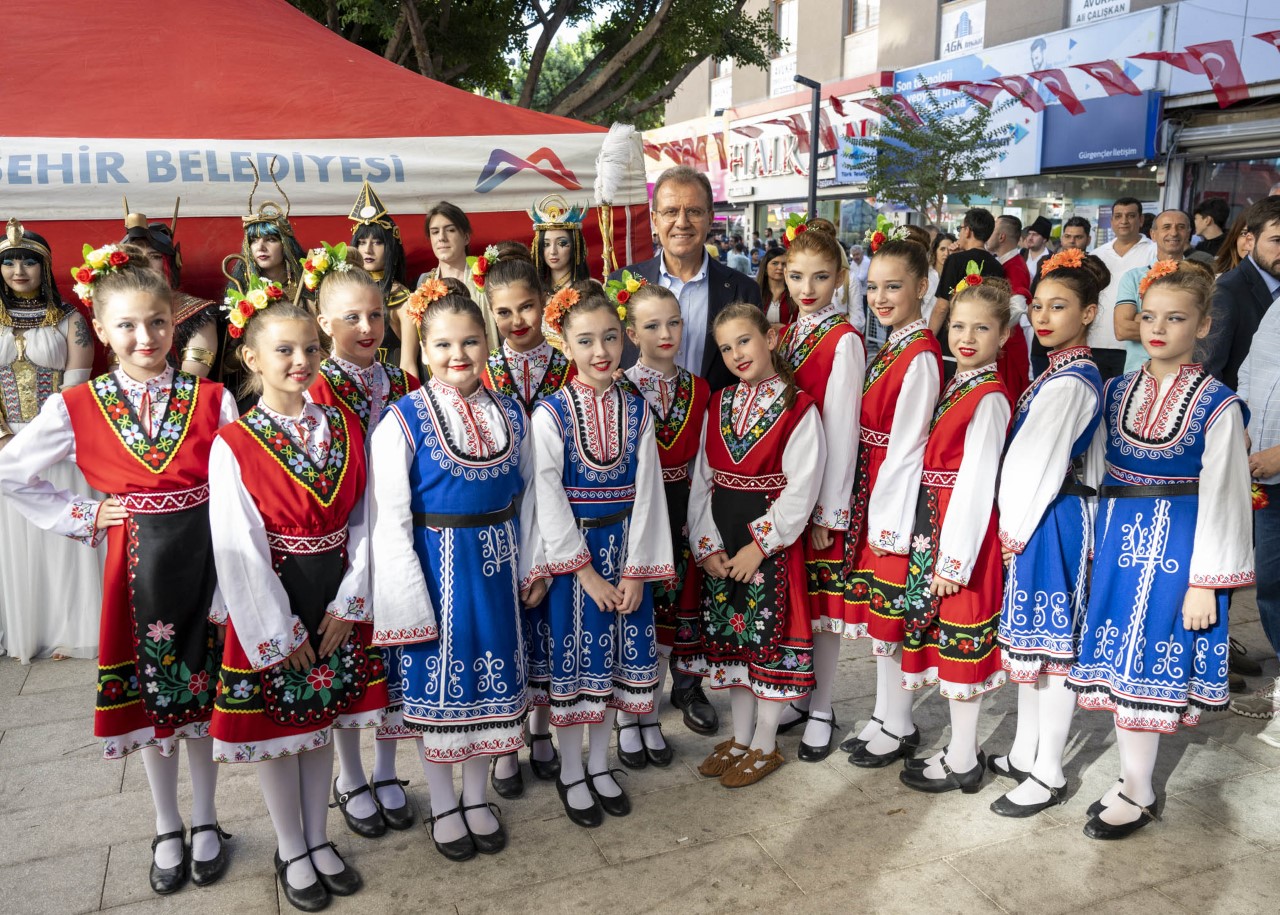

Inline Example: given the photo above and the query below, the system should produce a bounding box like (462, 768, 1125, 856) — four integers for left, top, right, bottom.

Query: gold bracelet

(181, 347, 216, 368)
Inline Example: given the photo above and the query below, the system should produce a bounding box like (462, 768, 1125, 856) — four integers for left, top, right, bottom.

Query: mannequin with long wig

(348, 181, 410, 364)
(121, 200, 221, 378)
(0, 218, 102, 664)
(530, 195, 590, 294)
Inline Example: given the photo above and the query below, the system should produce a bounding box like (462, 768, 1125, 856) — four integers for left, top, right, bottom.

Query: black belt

(577, 507, 631, 530)
(413, 501, 517, 528)
(1059, 480, 1096, 498)
(1098, 482, 1199, 499)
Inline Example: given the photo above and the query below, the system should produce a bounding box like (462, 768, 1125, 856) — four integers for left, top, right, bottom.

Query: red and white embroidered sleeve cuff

(749, 518, 782, 557)
(1189, 570, 1256, 589)
(997, 529, 1026, 554)
(372, 623, 440, 646)
(693, 534, 724, 563)
(67, 498, 105, 547)
(812, 504, 852, 531)
(868, 527, 906, 555)
(520, 565, 552, 591)
(623, 562, 676, 581)
(326, 595, 370, 623)
(546, 546, 592, 576)
(934, 553, 972, 587)
(250, 617, 310, 671)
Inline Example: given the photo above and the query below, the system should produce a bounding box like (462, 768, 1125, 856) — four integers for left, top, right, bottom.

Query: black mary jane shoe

(989, 774, 1068, 818)
(775, 701, 811, 736)
(639, 722, 675, 767)
(898, 750, 987, 794)
(849, 725, 922, 769)
(528, 732, 562, 781)
(149, 828, 189, 896)
(840, 717, 922, 755)
(373, 778, 415, 831)
(425, 807, 478, 862)
(1083, 792, 1160, 840)
(986, 754, 1031, 783)
(1086, 778, 1125, 818)
(274, 849, 329, 912)
(189, 823, 232, 887)
(330, 779, 387, 839)
(798, 709, 839, 763)
(555, 776, 604, 828)
(586, 768, 631, 817)
(615, 721, 648, 770)
(461, 801, 508, 855)
(308, 842, 362, 896)
(490, 752, 526, 799)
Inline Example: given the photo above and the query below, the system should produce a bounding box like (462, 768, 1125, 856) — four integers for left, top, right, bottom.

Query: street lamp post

(794, 74, 837, 219)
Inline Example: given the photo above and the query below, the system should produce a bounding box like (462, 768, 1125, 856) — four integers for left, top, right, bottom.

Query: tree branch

(550, 0, 677, 116)
(577, 42, 664, 119)
(621, 53, 704, 120)
(403, 2, 434, 78)
(544, 31, 626, 111)
(383, 9, 407, 61)
(519, 0, 576, 109)
(324, 0, 339, 30)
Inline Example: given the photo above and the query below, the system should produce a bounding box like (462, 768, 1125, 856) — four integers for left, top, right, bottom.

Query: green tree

(860, 80, 1015, 224)
(290, 1, 783, 125)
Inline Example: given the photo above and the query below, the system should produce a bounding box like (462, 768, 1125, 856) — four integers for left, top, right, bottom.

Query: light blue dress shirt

(658, 252, 710, 376)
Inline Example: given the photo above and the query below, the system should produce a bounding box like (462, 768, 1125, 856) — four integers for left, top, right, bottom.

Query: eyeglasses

(655, 206, 709, 223)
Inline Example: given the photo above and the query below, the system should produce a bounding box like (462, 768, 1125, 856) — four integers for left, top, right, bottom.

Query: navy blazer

(1205, 258, 1275, 391)
(611, 254, 763, 391)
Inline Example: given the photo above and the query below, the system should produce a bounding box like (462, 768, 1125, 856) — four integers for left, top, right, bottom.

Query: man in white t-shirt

(1091, 196, 1156, 379)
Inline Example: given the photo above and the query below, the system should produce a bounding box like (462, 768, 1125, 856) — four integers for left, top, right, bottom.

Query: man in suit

(611, 166, 762, 736)
(613, 165, 762, 394)
(1206, 196, 1280, 391)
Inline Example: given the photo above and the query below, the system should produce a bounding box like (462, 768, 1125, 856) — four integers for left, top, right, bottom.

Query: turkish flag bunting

(829, 95, 847, 117)
(711, 132, 727, 169)
(1070, 60, 1141, 96)
(1186, 40, 1249, 108)
(1253, 30, 1280, 52)
(1130, 51, 1206, 74)
(1027, 69, 1086, 115)
(860, 94, 924, 126)
(732, 124, 763, 139)
(932, 80, 1005, 107)
(989, 76, 1046, 112)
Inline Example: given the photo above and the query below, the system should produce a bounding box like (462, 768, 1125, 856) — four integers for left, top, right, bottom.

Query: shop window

(714, 58, 733, 79)
(1182, 156, 1280, 227)
(775, 0, 798, 48)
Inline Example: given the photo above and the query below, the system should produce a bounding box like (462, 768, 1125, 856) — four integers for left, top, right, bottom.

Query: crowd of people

(0, 163, 1276, 910)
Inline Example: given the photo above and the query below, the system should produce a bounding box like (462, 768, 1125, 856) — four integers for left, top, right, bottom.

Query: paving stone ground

(3, 589, 1278, 914)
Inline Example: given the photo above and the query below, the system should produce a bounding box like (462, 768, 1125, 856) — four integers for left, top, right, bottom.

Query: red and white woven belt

(265, 527, 349, 555)
(922, 469, 957, 488)
(115, 483, 209, 514)
(661, 466, 689, 483)
(860, 428, 890, 447)
(713, 470, 788, 491)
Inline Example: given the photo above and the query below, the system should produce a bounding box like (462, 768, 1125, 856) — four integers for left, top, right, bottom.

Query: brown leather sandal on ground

(720, 747, 785, 788)
(697, 739, 750, 777)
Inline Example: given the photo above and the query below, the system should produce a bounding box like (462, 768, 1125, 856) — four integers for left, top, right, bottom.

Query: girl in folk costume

(895, 279, 1012, 794)
(347, 181, 411, 365)
(0, 252, 237, 895)
(406, 201, 499, 371)
(988, 250, 1109, 817)
(482, 244, 572, 797)
(531, 194, 591, 296)
(1069, 261, 1253, 839)
(369, 285, 543, 861)
(532, 281, 673, 827)
(837, 238, 943, 768)
(614, 279, 710, 769)
(770, 220, 866, 763)
(0, 220, 102, 665)
(305, 247, 419, 840)
(209, 296, 384, 910)
(680, 304, 825, 787)
(121, 200, 221, 378)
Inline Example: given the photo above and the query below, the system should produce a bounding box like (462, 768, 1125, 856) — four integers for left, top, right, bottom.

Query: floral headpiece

(223, 274, 284, 338)
(1138, 259, 1181, 298)
(467, 244, 500, 289)
(300, 242, 353, 292)
(1041, 247, 1085, 275)
(863, 214, 907, 254)
(543, 286, 582, 335)
(603, 270, 647, 322)
(781, 213, 809, 249)
(70, 243, 130, 304)
(404, 277, 449, 326)
(952, 260, 985, 295)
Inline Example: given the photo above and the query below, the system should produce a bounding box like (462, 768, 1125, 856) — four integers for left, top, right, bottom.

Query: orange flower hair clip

(405, 277, 449, 326)
(1041, 247, 1085, 276)
(543, 286, 581, 335)
(1138, 259, 1180, 298)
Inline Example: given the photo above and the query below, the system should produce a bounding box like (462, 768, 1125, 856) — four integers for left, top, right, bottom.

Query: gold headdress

(0, 218, 51, 261)
(529, 194, 587, 232)
(348, 181, 399, 239)
(243, 156, 296, 238)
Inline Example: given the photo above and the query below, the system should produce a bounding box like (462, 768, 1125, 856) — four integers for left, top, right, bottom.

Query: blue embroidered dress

(997, 346, 1104, 681)
(531, 378, 674, 725)
(369, 379, 542, 762)
(1068, 365, 1254, 733)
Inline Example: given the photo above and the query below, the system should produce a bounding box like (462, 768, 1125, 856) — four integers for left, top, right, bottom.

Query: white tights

(1101, 727, 1160, 825)
(1003, 675, 1077, 805)
(918, 695, 983, 777)
(726, 688, 785, 771)
(557, 709, 621, 810)
(800, 632, 842, 747)
(140, 737, 220, 868)
(862, 652, 915, 755)
(257, 742, 343, 888)
(618, 650, 671, 754)
(421, 752, 497, 843)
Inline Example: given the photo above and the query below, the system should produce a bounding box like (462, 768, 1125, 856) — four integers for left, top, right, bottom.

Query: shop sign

(1069, 0, 1129, 26)
(941, 1, 986, 60)
(729, 133, 801, 181)
(1041, 90, 1160, 168)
